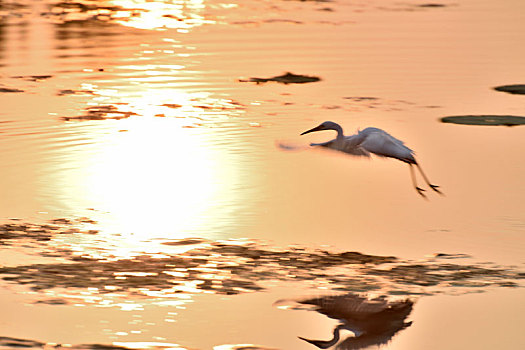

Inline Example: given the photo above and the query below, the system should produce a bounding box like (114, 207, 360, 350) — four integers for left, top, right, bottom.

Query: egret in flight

(301, 121, 441, 197)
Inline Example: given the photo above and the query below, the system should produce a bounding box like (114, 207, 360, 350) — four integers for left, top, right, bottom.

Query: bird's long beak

(300, 125, 324, 135)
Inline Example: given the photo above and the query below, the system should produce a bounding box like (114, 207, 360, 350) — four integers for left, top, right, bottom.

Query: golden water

(1, 1, 524, 349)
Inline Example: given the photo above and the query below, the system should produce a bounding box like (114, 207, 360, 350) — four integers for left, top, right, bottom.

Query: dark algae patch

(239, 72, 321, 84)
(11, 75, 53, 82)
(0, 220, 523, 299)
(0, 337, 183, 350)
(494, 84, 525, 95)
(440, 115, 525, 127)
(417, 3, 447, 8)
(62, 105, 139, 121)
(57, 89, 96, 96)
(0, 87, 24, 93)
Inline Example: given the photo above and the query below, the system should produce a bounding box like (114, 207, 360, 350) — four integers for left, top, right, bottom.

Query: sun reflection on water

(43, 0, 217, 30)
(111, 0, 215, 31)
(80, 116, 224, 240)
(46, 0, 216, 30)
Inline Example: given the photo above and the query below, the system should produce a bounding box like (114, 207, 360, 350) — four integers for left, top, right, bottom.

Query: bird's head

(300, 121, 340, 135)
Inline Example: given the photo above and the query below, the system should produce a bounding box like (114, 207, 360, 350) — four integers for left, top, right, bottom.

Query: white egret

(301, 121, 441, 197)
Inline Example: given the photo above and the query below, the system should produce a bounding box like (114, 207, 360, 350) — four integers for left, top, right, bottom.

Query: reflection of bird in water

(297, 294, 414, 350)
(300, 121, 441, 198)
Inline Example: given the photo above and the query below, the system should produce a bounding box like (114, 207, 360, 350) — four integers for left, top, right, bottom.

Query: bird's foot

(416, 187, 427, 198)
(429, 184, 443, 194)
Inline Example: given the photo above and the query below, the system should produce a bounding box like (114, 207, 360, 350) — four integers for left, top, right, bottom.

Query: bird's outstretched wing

(358, 128, 415, 164)
(299, 294, 391, 322)
(312, 137, 371, 158)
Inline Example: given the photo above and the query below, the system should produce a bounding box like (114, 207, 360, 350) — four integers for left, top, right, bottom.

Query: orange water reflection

(81, 117, 219, 238)
(2, 0, 525, 349)
(45, 0, 215, 30)
(112, 0, 214, 31)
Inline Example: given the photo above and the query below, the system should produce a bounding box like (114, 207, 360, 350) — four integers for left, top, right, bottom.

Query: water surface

(1, 1, 524, 349)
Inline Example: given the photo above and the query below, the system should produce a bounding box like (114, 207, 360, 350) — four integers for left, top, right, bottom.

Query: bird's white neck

(333, 124, 345, 142)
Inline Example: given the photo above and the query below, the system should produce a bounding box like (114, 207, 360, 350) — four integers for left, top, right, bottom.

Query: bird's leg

(409, 164, 426, 198)
(415, 163, 442, 194)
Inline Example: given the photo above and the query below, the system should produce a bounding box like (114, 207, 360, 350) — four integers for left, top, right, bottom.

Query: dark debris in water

(0, 245, 396, 296)
(239, 72, 321, 85)
(0, 337, 45, 349)
(0, 337, 186, 350)
(162, 238, 208, 246)
(161, 103, 183, 109)
(366, 263, 521, 288)
(0, 87, 24, 93)
(11, 75, 53, 82)
(62, 105, 139, 121)
(57, 89, 96, 96)
(34, 298, 70, 305)
(263, 19, 303, 25)
(340, 96, 420, 112)
(0, 219, 523, 299)
(440, 115, 525, 126)
(432, 253, 471, 259)
(417, 3, 447, 8)
(0, 218, 98, 245)
(494, 84, 525, 95)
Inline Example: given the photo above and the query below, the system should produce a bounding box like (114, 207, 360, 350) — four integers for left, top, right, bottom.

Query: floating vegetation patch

(493, 84, 525, 95)
(263, 19, 303, 25)
(156, 98, 246, 125)
(0, 337, 187, 350)
(161, 103, 183, 109)
(0, 220, 523, 302)
(162, 238, 208, 246)
(57, 89, 96, 96)
(0, 218, 97, 244)
(378, 2, 452, 11)
(239, 72, 321, 85)
(0, 219, 99, 259)
(0, 87, 24, 93)
(440, 115, 525, 127)
(11, 75, 53, 82)
(417, 3, 447, 8)
(190, 98, 245, 111)
(61, 105, 139, 121)
(341, 96, 420, 112)
(0, 337, 46, 350)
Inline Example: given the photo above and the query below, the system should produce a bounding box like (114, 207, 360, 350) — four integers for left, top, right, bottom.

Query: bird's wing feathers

(311, 137, 371, 158)
(341, 135, 371, 157)
(359, 129, 415, 163)
(300, 294, 388, 321)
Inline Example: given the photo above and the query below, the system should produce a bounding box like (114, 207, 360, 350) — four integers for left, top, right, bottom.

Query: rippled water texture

(1, 1, 525, 349)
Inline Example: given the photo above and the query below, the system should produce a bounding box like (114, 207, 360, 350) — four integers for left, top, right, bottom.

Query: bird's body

(301, 121, 441, 197)
(311, 126, 416, 164)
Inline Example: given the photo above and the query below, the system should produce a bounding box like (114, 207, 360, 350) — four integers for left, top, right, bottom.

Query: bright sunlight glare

(82, 116, 220, 239)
